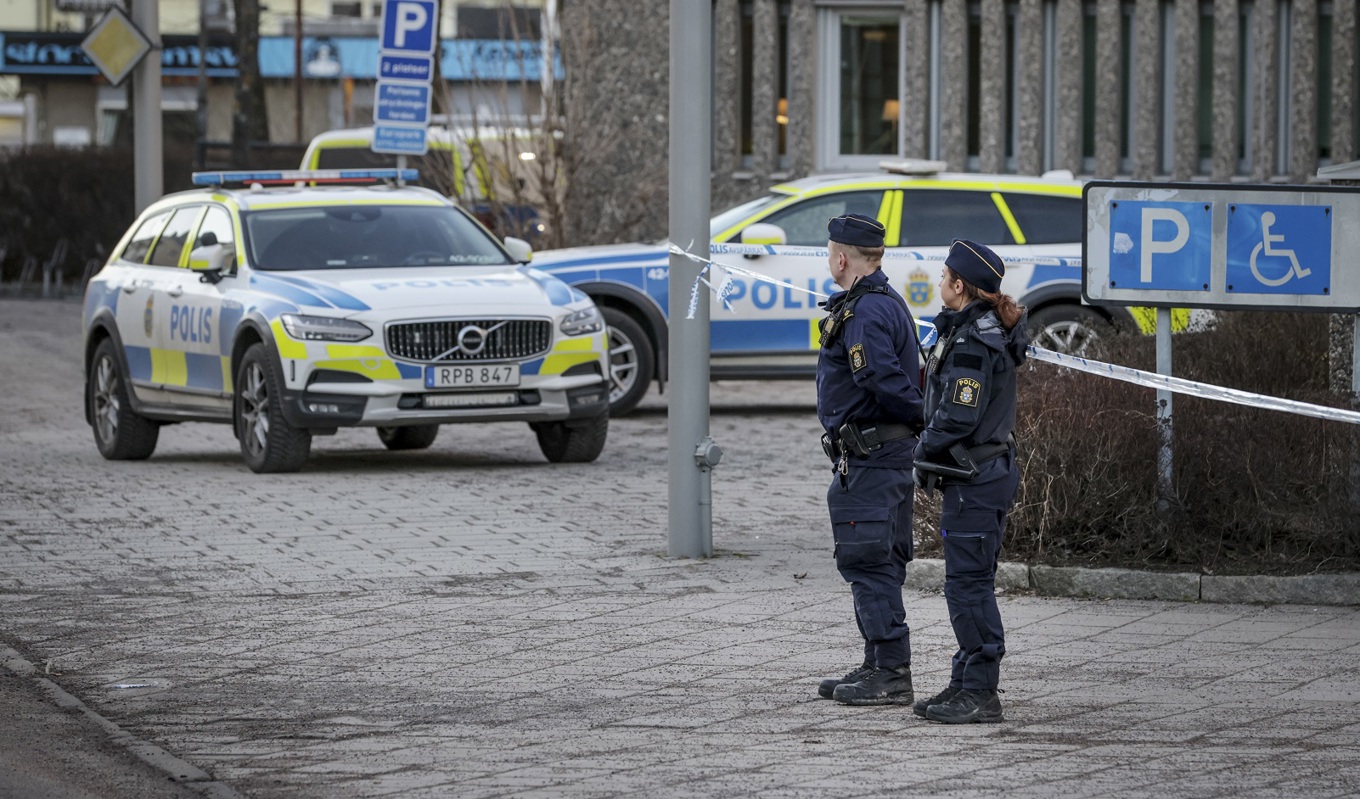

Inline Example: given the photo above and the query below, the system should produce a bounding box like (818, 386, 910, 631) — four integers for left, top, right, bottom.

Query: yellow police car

(532, 160, 1123, 416)
(82, 169, 610, 473)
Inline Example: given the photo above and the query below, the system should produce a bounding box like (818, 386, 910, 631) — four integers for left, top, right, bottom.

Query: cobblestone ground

(2, 298, 1359, 798)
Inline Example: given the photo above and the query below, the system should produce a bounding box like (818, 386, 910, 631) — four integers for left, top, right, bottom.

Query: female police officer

(814, 213, 924, 706)
(912, 239, 1028, 724)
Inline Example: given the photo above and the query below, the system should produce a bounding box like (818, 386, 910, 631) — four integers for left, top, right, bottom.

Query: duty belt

(914, 436, 1016, 484)
(822, 421, 919, 460)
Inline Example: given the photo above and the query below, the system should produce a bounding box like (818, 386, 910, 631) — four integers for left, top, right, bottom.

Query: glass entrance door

(817, 9, 903, 170)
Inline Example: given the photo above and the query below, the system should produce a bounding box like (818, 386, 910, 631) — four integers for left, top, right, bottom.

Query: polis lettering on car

(169, 305, 213, 344)
(710, 276, 837, 308)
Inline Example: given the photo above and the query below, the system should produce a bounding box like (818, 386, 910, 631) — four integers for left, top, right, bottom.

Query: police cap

(945, 239, 1005, 293)
(827, 213, 886, 248)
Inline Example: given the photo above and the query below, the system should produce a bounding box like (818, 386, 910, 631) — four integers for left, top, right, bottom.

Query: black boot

(912, 685, 961, 718)
(924, 688, 1004, 723)
(831, 665, 913, 706)
(818, 663, 873, 699)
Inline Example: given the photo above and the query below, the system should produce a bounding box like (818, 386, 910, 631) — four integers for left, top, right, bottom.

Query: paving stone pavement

(2, 297, 1359, 798)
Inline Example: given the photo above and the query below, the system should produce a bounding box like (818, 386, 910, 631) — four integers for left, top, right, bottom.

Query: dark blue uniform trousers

(940, 465, 1019, 691)
(827, 464, 914, 669)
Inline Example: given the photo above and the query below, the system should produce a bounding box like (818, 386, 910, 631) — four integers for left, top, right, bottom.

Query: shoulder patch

(849, 343, 866, 372)
(952, 377, 981, 407)
(953, 352, 984, 371)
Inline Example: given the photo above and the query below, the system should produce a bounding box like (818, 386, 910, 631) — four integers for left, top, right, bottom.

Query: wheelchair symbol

(1249, 212, 1312, 286)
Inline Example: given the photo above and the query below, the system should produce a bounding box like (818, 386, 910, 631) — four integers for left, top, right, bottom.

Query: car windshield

(244, 205, 513, 271)
(708, 194, 786, 238)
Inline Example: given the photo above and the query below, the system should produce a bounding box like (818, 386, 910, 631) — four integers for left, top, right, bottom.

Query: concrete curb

(905, 559, 1360, 605)
(0, 645, 245, 799)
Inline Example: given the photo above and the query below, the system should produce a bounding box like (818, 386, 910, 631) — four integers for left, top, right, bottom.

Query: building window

(839, 16, 900, 155)
(457, 5, 542, 39)
(738, 1, 791, 168)
(816, 8, 902, 169)
(332, 2, 362, 17)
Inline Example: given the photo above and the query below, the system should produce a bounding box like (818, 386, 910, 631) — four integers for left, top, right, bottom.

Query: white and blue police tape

(1026, 346, 1360, 425)
(670, 242, 827, 319)
(672, 241, 1360, 426)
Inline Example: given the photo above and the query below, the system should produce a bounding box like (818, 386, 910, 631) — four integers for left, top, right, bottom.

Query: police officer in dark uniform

(814, 213, 924, 706)
(912, 239, 1028, 724)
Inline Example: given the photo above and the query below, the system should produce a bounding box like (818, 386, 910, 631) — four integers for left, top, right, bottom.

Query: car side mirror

(503, 236, 533, 264)
(740, 223, 787, 247)
(188, 242, 227, 284)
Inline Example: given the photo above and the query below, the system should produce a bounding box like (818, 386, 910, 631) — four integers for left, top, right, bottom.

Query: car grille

(386, 319, 553, 362)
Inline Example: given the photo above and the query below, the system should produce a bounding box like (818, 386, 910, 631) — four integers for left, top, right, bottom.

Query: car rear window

(120, 210, 172, 264)
(1002, 192, 1083, 245)
(245, 205, 513, 270)
(759, 190, 885, 246)
(899, 190, 1014, 247)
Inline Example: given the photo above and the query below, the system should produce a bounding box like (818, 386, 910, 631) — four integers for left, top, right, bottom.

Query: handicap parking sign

(1225, 204, 1332, 295)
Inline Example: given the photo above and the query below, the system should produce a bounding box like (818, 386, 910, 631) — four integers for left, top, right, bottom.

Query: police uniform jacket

(816, 269, 924, 469)
(917, 300, 1029, 484)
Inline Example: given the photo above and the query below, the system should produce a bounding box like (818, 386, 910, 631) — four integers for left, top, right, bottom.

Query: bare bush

(915, 311, 1360, 576)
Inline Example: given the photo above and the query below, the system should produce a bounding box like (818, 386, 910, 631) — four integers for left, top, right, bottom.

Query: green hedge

(0, 143, 303, 287)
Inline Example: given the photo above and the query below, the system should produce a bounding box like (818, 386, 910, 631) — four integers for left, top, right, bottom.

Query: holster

(836, 421, 918, 458)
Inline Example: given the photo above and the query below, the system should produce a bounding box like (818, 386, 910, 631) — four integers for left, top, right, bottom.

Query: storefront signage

(0, 32, 237, 77)
(0, 32, 562, 83)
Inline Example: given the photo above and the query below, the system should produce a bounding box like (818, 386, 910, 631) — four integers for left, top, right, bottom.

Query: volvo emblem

(457, 325, 487, 354)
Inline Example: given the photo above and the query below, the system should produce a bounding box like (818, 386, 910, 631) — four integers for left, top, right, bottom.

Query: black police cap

(827, 213, 886, 248)
(945, 239, 1005, 293)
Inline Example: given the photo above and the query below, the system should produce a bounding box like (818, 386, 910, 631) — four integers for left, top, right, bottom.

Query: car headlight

(559, 306, 604, 336)
(280, 314, 372, 342)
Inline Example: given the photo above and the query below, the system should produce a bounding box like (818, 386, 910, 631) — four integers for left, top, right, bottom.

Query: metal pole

(541, 0, 557, 122)
(195, 0, 208, 171)
(667, 0, 714, 558)
(1155, 307, 1174, 513)
(294, 0, 304, 142)
(1353, 313, 1360, 398)
(1351, 314, 1360, 509)
(132, 0, 162, 213)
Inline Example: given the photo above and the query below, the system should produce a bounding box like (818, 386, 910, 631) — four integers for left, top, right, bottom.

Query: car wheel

(1028, 305, 1112, 358)
(531, 412, 608, 463)
(601, 306, 655, 417)
(88, 338, 159, 460)
(235, 343, 312, 473)
(377, 424, 440, 451)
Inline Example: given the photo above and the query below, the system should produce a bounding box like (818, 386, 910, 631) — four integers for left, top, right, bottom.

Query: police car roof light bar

(191, 169, 419, 188)
(879, 159, 948, 176)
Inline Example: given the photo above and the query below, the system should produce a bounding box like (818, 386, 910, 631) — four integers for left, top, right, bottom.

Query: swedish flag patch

(850, 343, 866, 372)
(952, 377, 981, 407)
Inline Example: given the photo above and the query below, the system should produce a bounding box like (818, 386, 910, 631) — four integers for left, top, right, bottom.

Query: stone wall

(557, 0, 1360, 246)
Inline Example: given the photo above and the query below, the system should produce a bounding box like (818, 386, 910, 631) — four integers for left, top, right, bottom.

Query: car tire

(377, 424, 440, 451)
(601, 307, 655, 417)
(235, 343, 312, 473)
(1028, 305, 1113, 357)
(531, 412, 608, 463)
(88, 338, 159, 461)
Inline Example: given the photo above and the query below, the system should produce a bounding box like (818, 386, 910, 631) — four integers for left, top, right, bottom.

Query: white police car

(531, 160, 1135, 415)
(82, 169, 610, 473)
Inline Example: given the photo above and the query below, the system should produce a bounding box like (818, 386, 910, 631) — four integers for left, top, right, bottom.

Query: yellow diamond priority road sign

(80, 5, 154, 87)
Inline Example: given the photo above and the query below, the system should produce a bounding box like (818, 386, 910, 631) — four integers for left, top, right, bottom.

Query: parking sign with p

(381, 0, 438, 55)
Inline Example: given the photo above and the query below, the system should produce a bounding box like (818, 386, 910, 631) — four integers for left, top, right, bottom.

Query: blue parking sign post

(373, 0, 439, 157)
